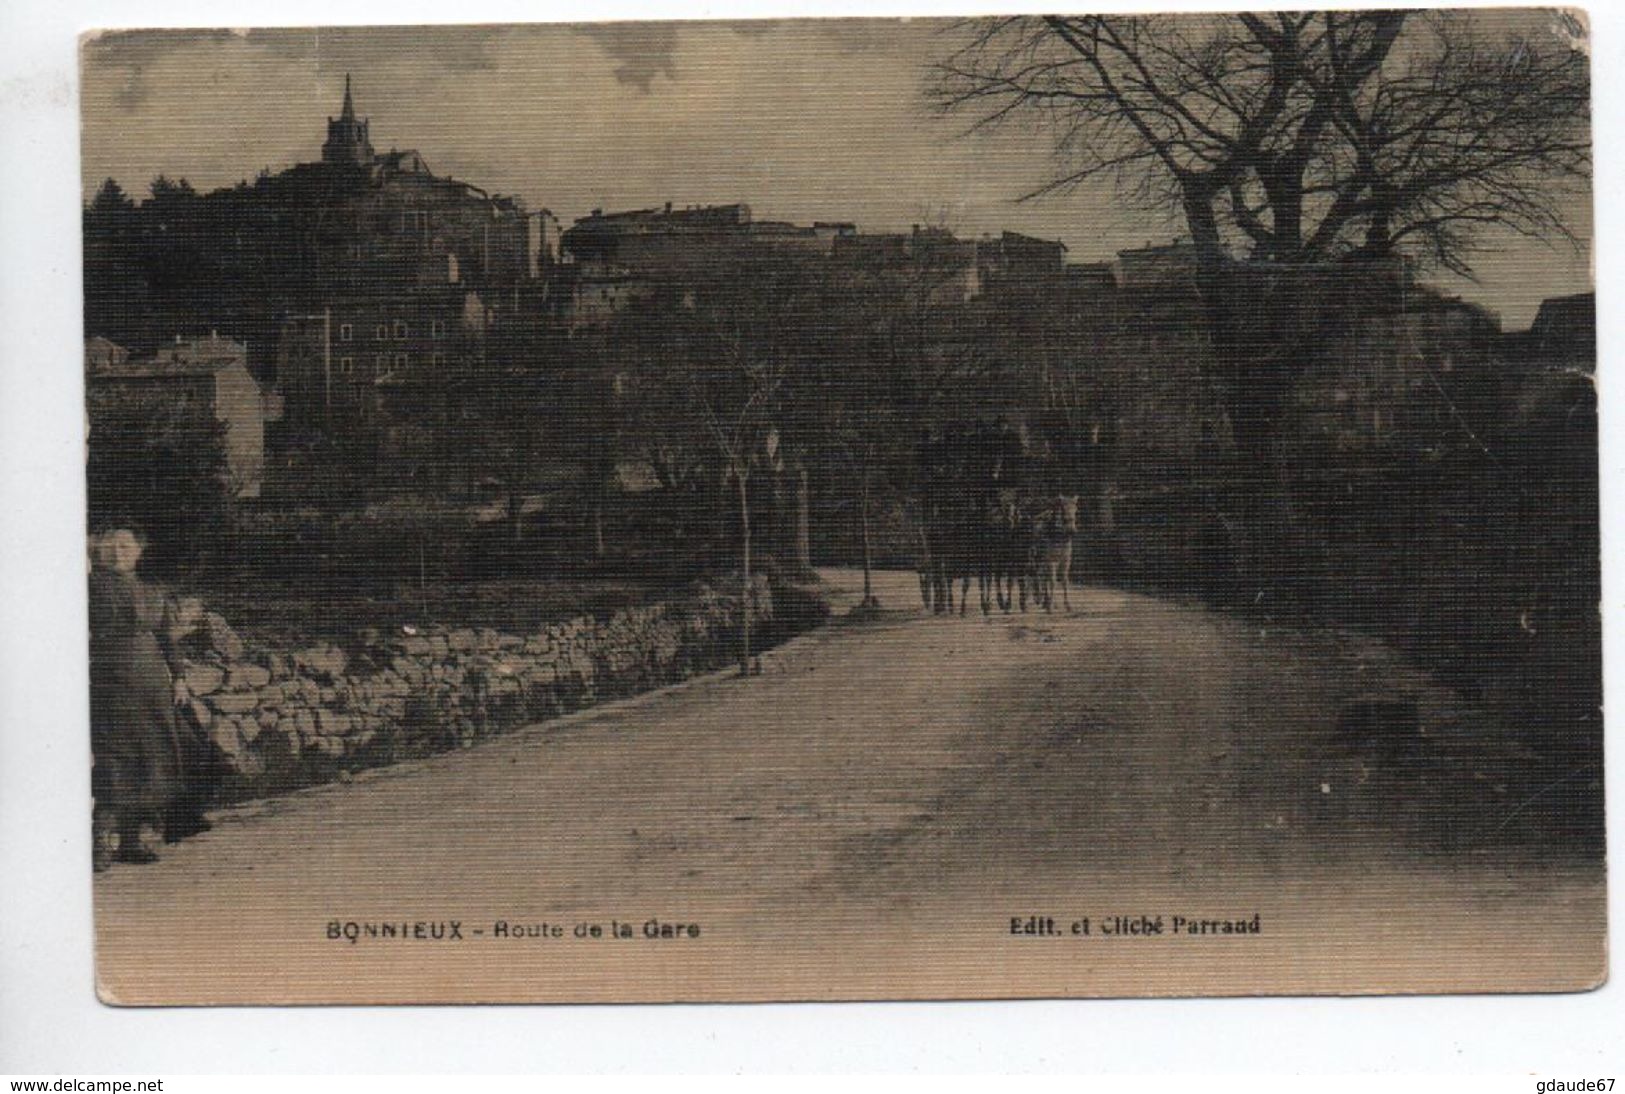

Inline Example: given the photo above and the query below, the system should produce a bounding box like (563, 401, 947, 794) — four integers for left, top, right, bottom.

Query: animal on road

(1029, 494, 1080, 613)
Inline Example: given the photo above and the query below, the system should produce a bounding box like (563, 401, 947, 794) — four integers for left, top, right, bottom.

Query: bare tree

(1305, 12, 1591, 274)
(934, 12, 1586, 270)
(932, 10, 1589, 570)
(702, 329, 785, 676)
(644, 259, 811, 673)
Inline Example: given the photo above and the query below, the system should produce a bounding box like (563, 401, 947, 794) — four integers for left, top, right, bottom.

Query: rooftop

(88, 332, 248, 379)
(573, 202, 753, 229)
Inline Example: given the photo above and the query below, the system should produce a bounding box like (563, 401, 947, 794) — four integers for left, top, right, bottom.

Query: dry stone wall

(176, 577, 775, 801)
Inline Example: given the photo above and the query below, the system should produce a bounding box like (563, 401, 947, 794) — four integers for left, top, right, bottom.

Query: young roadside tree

(569, 333, 625, 564)
(641, 257, 818, 673)
(932, 11, 1590, 580)
(807, 359, 902, 609)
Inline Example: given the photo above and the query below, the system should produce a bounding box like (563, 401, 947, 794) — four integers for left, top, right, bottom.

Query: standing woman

(88, 529, 188, 870)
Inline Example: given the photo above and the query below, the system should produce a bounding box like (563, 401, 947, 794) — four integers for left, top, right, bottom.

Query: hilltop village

(84, 78, 1592, 514)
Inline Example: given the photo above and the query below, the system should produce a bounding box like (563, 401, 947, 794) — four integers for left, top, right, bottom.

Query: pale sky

(79, 18, 1593, 328)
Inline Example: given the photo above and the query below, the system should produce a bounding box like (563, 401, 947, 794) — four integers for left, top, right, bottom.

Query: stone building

(84, 335, 129, 373)
(830, 225, 1069, 307)
(1289, 290, 1504, 453)
(831, 226, 980, 304)
(264, 80, 547, 304)
(562, 268, 658, 329)
(1112, 241, 1202, 291)
(974, 231, 1068, 294)
(276, 290, 489, 425)
(1525, 292, 1595, 373)
(267, 78, 557, 494)
(86, 333, 267, 498)
(557, 203, 1070, 323)
(564, 202, 847, 272)
(271, 285, 494, 494)
(559, 202, 856, 326)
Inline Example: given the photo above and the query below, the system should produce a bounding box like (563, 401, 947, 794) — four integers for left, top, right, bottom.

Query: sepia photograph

(76, 9, 1602, 1004)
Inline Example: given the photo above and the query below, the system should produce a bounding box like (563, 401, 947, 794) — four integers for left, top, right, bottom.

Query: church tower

(322, 75, 374, 166)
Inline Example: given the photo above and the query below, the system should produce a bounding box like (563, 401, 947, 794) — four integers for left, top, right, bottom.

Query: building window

(431, 319, 446, 338)
(375, 324, 387, 341)
(339, 323, 353, 342)
(433, 352, 447, 367)
(395, 353, 408, 369)
(340, 356, 354, 376)
(394, 320, 409, 339)
(375, 354, 387, 377)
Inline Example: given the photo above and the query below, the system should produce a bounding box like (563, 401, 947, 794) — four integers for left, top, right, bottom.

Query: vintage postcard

(81, 11, 1603, 1004)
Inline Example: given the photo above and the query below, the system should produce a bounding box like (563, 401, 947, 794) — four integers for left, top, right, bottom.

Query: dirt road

(93, 570, 1605, 1002)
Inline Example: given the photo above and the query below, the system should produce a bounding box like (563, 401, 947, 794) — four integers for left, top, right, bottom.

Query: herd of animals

(915, 423, 1085, 616)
